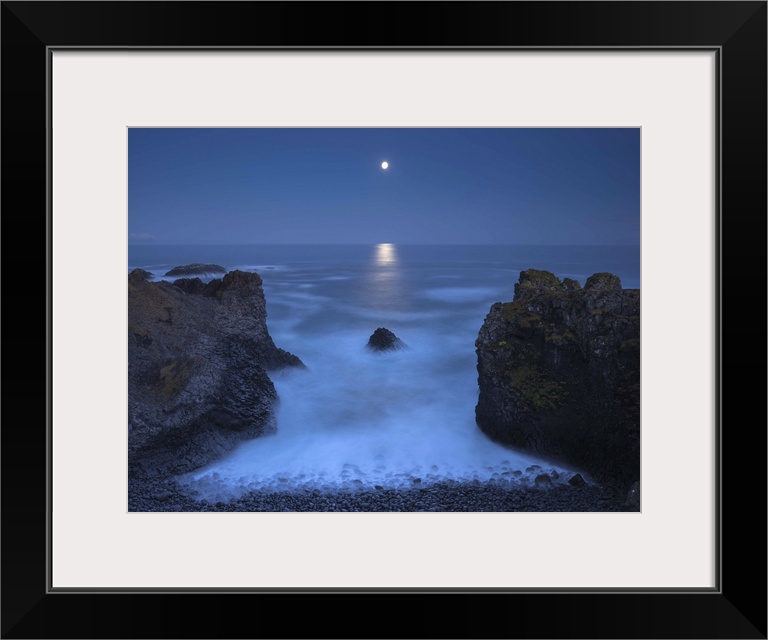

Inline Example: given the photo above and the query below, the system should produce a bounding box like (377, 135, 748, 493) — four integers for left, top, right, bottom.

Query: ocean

(129, 244, 640, 501)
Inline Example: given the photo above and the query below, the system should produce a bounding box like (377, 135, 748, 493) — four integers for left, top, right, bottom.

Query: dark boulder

(164, 263, 227, 277)
(534, 473, 552, 486)
(568, 473, 586, 487)
(366, 327, 407, 352)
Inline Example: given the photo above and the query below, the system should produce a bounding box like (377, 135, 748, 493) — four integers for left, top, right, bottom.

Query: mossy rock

(584, 272, 622, 290)
(519, 269, 561, 285)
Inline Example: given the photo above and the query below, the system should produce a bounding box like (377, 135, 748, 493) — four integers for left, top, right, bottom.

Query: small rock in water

(568, 473, 586, 486)
(366, 327, 407, 352)
(534, 474, 552, 486)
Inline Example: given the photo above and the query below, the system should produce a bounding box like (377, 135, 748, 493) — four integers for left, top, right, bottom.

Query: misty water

(129, 244, 640, 501)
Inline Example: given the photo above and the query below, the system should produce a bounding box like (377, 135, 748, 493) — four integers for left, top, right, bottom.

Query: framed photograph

(3, 2, 765, 638)
(125, 125, 642, 516)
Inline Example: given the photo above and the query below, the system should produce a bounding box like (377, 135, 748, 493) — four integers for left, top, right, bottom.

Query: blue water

(129, 244, 639, 499)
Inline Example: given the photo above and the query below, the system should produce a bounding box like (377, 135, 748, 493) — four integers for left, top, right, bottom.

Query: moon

(381, 161, 389, 170)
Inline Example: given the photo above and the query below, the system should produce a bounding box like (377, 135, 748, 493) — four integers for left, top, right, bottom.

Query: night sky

(129, 128, 640, 245)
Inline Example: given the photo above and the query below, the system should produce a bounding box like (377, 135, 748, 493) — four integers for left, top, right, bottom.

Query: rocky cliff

(128, 268, 304, 478)
(475, 270, 639, 489)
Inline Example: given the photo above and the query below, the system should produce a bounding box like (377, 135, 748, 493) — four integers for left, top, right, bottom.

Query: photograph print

(128, 127, 640, 513)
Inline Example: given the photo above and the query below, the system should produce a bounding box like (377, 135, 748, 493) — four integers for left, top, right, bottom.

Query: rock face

(164, 263, 227, 277)
(366, 327, 407, 352)
(475, 269, 639, 489)
(129, 269, 304, 478)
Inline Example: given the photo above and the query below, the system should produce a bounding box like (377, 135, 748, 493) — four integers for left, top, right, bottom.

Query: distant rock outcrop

(164, 263, 227, 277)
(475, 269, 639, 491)
(129, 269, 304, 478)
(366, 327, 407, 352)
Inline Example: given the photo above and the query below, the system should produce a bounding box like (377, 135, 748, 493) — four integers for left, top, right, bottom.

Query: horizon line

(128, 242, 642, 247)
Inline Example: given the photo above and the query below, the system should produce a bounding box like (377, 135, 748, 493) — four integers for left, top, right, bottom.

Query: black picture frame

(2, 2, 765, 638)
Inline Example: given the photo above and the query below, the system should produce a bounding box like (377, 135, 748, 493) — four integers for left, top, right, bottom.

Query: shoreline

(129, 477, 635, 513)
